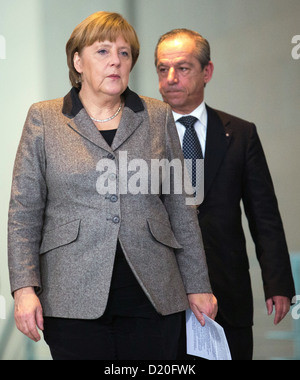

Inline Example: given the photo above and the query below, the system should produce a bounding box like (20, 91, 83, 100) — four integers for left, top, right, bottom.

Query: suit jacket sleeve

(162, 106, 212, 294)
(242, 124, 295, 301)
(8, 103, 46, 294)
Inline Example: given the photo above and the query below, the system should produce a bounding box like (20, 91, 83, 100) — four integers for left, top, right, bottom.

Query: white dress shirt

(173, 102, 208, 157)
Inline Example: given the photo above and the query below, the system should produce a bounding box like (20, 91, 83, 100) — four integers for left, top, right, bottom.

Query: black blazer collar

(62, 87, 144, 118)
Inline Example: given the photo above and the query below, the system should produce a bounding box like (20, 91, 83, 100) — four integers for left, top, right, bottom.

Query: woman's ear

(73, 52, 83, 74)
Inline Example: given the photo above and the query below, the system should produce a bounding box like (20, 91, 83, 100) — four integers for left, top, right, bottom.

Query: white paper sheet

(186, 310, 232, 360)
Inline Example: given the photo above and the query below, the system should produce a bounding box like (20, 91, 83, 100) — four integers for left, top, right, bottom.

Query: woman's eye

(98, 49, 108, 55)
(120, 51, 130, 57)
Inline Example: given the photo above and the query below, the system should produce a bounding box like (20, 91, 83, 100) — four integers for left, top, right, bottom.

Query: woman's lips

(108, 74, 120, 79)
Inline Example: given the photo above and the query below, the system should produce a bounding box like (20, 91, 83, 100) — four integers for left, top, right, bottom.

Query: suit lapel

(204, 105, 232, 197)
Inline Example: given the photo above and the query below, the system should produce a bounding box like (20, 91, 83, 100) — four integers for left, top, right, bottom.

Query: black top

(99, 128, 156, 318)
(99, 129, 117, 147)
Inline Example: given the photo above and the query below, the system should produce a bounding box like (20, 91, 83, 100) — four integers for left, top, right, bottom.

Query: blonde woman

(8, 12, 217, 360)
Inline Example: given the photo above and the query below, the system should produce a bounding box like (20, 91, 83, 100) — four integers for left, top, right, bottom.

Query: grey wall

(1, 0, 299, 360)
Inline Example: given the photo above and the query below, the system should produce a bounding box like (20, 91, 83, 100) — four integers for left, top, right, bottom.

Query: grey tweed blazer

(8, 87, 212, 319)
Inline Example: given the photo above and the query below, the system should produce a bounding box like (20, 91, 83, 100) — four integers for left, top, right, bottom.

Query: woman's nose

(110, 51, 121, 67)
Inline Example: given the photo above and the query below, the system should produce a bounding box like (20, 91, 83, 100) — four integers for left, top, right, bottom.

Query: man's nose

(167, 67, 178, 84)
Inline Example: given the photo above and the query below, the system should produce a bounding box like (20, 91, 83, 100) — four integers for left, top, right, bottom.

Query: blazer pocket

(147, 218, 183, 249)
(39, 219, 81, 255)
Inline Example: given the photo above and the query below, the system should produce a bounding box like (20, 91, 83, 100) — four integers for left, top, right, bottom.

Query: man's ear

(204, 61, 214, 85)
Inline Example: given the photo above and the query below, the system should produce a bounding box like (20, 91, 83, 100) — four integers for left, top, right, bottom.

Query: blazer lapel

(111, 107, 143, 151)
(204, 105, 232, 197)
(67, 109, 113, 153)
(64, 87, 144, 154)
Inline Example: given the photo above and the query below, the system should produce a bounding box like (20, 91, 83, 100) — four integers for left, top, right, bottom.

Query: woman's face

(74, 36, 132, 98)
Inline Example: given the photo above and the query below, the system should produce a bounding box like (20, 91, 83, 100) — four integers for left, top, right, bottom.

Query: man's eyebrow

(157, 60, 193, 68)
(175, 60, 193, 67)
(157, 62, 169, 68)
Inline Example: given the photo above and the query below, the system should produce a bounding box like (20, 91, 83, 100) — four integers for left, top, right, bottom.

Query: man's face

(156, 35, 213, 114)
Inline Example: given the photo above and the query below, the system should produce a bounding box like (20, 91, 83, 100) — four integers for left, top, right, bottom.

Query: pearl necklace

(90, 103, 122, 123)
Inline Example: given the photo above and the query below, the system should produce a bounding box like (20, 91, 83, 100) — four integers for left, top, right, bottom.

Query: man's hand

(14, 287, 44, 342)
(188, 293, 218, 326)
(266, 296, 291, 325)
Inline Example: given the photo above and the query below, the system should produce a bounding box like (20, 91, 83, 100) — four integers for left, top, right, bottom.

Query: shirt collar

(173, 101, 207, 127)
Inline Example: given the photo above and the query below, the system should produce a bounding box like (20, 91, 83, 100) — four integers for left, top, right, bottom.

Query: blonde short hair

(66, 12, 140, 89)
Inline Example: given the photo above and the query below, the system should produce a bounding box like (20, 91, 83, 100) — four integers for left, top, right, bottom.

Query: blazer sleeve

(242, 124, 295, 301)
(8, 103, 47, 294)
(162, 106, 212, 295)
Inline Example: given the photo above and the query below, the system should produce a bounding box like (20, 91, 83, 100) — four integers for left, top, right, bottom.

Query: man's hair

(155, 29, 211, 69)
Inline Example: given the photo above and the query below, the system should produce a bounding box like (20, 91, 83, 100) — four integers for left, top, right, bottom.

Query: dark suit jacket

(198, 105, 295, 327)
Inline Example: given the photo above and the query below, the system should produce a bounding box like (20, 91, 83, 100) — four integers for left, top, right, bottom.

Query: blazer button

(107, 153, 115, 160)
(109, 173, 117, 181)
(110, 195, 118, 203)
(112, 216, 120, 224)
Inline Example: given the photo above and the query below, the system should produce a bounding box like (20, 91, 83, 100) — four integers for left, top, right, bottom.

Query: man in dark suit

(155, 29, 295, 360)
